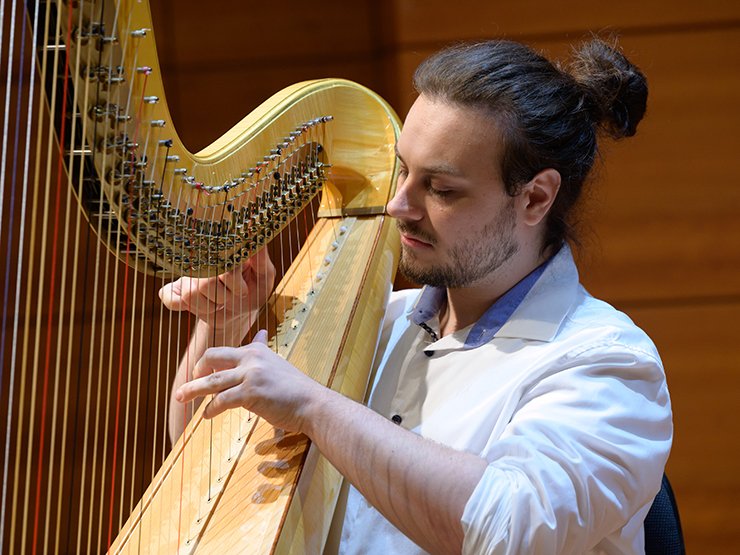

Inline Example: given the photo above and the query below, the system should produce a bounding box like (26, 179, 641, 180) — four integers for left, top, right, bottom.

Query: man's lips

(399, 233, 433, 248)
(396, 220, 435, 248)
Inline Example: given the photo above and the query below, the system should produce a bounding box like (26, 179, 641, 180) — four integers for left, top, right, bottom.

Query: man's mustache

(395, 220, 437, 246)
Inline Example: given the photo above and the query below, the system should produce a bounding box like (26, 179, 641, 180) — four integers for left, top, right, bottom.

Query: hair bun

(568, 38, 648, 138)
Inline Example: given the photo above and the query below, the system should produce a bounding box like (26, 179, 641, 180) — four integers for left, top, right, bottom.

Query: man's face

(387, 95, 521, 289)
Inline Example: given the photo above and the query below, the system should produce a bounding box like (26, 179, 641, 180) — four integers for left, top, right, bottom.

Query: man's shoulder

(559, 287, 661, 363)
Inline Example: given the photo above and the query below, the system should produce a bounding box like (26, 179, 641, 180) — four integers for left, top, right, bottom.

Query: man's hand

(162, 249, 277, 444)
(159, 249, 275, 330)
(174, 330, 323, 433)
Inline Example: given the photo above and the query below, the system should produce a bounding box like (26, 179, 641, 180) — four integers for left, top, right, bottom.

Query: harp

(0, 0, 401, 553)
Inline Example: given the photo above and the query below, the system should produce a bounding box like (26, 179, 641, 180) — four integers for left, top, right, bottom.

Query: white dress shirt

(331, 245, 673, 555)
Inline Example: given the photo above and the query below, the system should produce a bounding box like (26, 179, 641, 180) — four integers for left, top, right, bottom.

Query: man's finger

(202, 388, 244, 419)
(177, 368, 241, 403)
(253, 329, 269, 345)
(162, 277, 227, 314)
(159, 282, 187, 311)
(192, 346, 245, 379)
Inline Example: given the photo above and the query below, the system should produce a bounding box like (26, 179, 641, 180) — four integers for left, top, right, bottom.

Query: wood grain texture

(275, 222, 400, 555)
(626, 303, 740, 555)
(581, 29, 740, 303)
(149, 0, 397, 153)
(390, 0, 740, 46)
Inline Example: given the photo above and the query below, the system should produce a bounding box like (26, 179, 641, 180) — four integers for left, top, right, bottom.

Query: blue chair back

(644, 474, 686, 555)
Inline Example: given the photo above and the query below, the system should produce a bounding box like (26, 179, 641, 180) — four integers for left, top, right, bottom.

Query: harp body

(0, 0, 401, 553)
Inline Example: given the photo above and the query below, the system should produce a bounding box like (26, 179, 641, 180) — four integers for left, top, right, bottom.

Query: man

(161, 39, 672, 554)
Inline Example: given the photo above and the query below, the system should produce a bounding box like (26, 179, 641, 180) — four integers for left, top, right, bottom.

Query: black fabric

(644, 474, 686, 555)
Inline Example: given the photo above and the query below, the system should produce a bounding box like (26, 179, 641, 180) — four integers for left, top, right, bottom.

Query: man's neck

(438, 246, 554, 337)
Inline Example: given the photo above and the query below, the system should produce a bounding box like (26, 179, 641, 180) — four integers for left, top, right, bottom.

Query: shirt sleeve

(460, 340, 673, 555)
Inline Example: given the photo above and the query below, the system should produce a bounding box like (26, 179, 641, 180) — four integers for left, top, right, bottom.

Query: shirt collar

(496, 243, 579, 342)
(408, 244, 579, 347)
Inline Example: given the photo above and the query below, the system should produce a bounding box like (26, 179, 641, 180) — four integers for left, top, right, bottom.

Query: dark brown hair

(413, 38, 648, 253)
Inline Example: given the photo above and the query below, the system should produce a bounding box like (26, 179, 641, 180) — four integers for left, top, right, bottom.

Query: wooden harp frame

(0, 0, 402, 553)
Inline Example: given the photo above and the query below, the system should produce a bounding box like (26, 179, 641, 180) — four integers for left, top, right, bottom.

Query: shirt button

(424, 350, 433, 357)
(391, 414, 403, 425)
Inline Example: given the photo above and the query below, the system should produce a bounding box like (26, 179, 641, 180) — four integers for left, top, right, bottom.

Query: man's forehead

(394, 142, 464, 178)
(396, 96, 504, 178)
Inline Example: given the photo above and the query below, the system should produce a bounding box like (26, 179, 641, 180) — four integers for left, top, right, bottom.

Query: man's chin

(398, 257, 454, 289)
(397, 256, 425, 285)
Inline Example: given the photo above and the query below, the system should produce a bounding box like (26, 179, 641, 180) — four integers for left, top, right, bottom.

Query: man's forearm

(304, 387, 488, 555)
(172, 334, 488, 554)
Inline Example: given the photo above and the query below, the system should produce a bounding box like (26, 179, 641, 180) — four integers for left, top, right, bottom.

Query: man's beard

(397, 201, 519, 289)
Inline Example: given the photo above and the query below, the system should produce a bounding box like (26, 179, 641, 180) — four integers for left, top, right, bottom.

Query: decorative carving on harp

(0, 0, 401, 553)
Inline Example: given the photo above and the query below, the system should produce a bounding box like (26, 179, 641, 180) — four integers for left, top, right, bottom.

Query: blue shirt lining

(410, 259, 552, 348)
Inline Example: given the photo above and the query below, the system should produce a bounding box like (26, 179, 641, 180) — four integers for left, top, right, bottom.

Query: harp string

(138, 120, 168, 551)
(122, 68, 152, 532)
(179, 196, 196, 550)
(11, 0, 57, 552)
(126, 9, 164, 534)
(0, 0, 14, 239)
(143, 101, 168, 501)
(57, 2, 94, 550)
(43, 1, 90, 553)
(0, 0, 39, 550)
(159, 183, 187, 483)
(0, 0, 21, 436)
(93, 0, 122, 548)
(114, 1, 166, 542)
(106, 66, 139, 552)
(110, 0, 134, 539)
(83, 2, 126, 552)
(163, 174, 182, 553)
(2, 1, 353, 549)
(75, 15, 110, 542)
(37, 0, 91, 552)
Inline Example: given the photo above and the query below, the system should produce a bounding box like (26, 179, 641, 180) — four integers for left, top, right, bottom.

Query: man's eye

(428, 185, 452, 197)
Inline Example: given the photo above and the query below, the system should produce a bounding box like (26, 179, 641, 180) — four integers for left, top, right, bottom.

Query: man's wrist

(301, 384, 344, 442)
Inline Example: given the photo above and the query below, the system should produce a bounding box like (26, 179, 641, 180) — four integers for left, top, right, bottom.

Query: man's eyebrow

(394, 143, 463, 177)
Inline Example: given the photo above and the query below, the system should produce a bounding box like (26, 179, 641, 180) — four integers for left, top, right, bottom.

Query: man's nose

(387, 177, 422, 221)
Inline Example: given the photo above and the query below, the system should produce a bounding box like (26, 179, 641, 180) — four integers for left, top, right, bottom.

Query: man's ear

(519, 168, 561, 227)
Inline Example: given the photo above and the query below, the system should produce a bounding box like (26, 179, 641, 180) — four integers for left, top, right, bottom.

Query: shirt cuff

(461, 464, 512, 555)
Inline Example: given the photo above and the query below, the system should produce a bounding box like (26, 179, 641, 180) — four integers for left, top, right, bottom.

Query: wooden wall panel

(627, 304, 740, 555)
(150, 0, 395, 152)
(585, 29, 740, 303)
(156, 58, 386, 153)
(390, 0, 740, 46)
(150, 1, 379, 64)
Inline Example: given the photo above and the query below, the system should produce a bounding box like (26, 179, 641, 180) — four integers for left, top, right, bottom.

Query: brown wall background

(151, 1, 740, 553)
